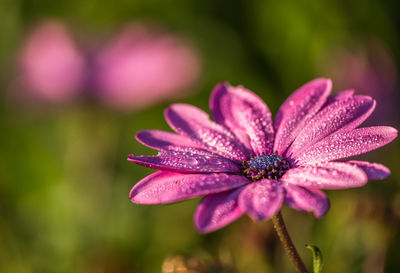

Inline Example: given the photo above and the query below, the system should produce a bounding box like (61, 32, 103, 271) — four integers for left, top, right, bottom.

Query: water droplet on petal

(187, 158, 199, 166)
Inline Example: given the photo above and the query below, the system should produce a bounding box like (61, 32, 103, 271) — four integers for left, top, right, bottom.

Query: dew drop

(187, 158, 199, 166)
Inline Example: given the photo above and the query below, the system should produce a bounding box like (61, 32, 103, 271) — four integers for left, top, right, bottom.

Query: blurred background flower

(0, 0, 399, 273)
(95, 24, 200, 110)
(19, 21, 86, 103)
(15, 20, 200, 111)
(319, 40, 399, 124)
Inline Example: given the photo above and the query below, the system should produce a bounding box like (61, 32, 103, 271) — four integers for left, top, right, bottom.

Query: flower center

(242, 152, 290, 181)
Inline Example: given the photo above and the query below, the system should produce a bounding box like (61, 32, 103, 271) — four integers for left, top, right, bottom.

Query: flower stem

(272, 211, 309, 273)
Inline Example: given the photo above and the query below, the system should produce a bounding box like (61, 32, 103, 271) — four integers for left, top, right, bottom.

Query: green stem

(272, 211, 309, 273)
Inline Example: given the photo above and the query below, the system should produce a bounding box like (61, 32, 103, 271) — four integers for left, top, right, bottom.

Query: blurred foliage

(0, 0, 400, 273)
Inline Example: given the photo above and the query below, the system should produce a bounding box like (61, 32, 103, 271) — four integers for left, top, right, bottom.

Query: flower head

(129, 79, 397, 233)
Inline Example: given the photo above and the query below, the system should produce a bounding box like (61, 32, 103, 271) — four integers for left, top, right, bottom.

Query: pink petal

(346, 160, 390, 180)
(284, 184, 330, 218)
(130, 171, 249, 204)
(324, 89, 354, 106)
(289, 95, 375, 157)
(128, 148, 240, 173)
(136, 130, 200, 150)
(281, 162, 368, 189)
(274, 78, 332, 154)
(194, 187, 245, 233)
(238, 179, 284, 221)
(295, 126, 398, 165)
(165, 103, 250, 162)
(210, 83, 274, 155)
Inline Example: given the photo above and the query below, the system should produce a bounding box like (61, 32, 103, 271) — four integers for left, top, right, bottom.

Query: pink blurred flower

(95, 25, 200, 110)
(18, 21, 200, 110)
(129, 79, 397, 233)
(19, 21, 86, 102)
(321, 41, 399, 123)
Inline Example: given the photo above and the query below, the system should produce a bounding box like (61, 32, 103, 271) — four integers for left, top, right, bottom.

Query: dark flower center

(242, 152, 290, 181)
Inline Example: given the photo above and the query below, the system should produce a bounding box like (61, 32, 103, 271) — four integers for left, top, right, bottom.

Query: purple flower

(129, 79, 397, 233)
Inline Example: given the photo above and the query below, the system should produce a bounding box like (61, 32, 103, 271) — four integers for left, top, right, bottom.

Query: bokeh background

(1, 0, 399, 272)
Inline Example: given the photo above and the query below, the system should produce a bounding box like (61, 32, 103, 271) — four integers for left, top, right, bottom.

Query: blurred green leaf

(306, 244, 323, 273)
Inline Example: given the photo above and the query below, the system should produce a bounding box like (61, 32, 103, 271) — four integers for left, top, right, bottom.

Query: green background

(0, 0, 399, 272)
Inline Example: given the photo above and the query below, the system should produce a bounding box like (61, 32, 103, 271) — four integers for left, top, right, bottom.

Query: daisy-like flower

(129, 78, 397, 233)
